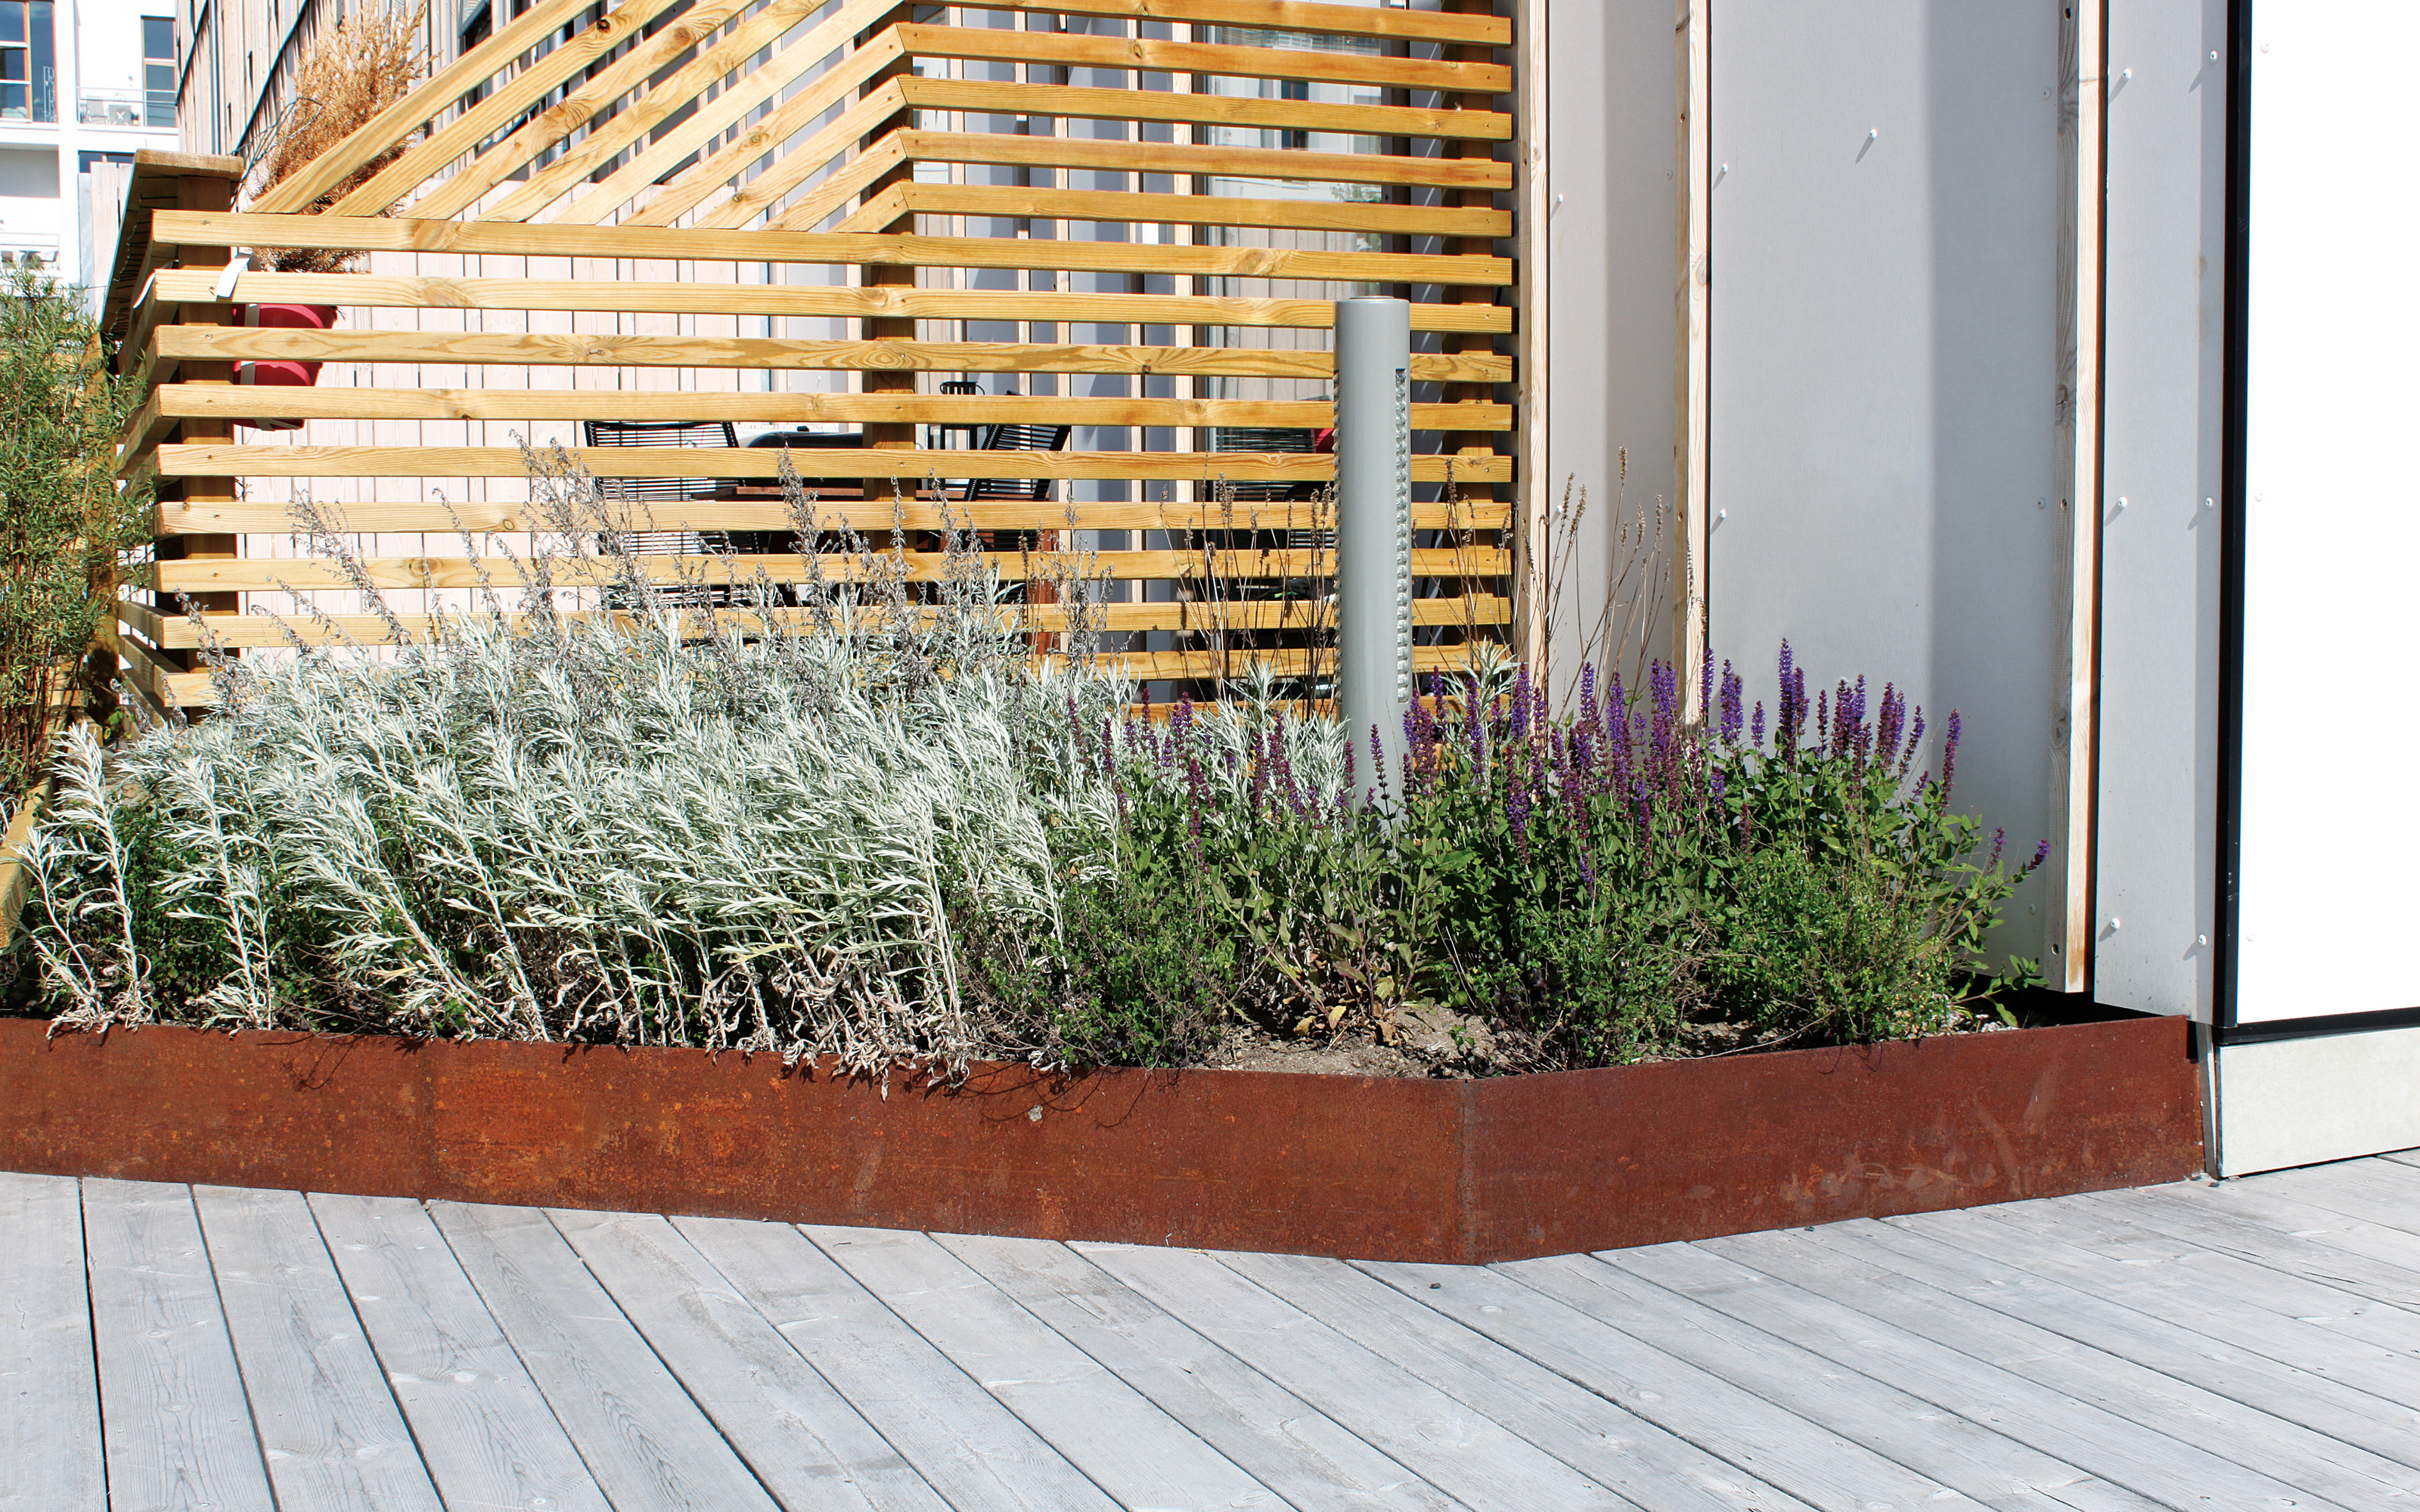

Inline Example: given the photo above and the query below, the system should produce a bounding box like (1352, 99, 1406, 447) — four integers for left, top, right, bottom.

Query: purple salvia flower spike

(1941, 709, 1962, 798)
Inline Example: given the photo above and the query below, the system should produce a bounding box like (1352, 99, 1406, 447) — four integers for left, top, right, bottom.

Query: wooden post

(858, 4, 920, 457)
(1674, 0, 1711, 720)
(150, 166, 242, 720)
(2049, 0, 2106, 993)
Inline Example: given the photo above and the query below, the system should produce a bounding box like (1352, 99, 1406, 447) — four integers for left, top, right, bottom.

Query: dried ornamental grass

(250, 2, 427, 271)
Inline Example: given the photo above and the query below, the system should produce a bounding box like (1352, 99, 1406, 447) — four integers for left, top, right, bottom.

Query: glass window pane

(0, 52, 21, 82)
(143, 15, 170, 57)
(0, 8, 22, 45)
(29, 0, 48, 121)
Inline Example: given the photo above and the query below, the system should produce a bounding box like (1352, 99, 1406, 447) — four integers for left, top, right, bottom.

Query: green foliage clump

(0, 269, 152, 807)
(1036, 646, 2043, 1070)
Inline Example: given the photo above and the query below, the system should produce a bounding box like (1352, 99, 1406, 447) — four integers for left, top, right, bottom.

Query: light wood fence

(104, 0, 1519, 715)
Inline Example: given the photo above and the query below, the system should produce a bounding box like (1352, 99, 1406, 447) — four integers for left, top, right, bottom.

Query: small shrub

(0, 269, 151, 809)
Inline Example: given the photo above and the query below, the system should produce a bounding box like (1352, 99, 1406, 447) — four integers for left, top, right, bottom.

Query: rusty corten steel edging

(1462, 1014, 2205, 1261)
(0, 1014, 2201, 1263)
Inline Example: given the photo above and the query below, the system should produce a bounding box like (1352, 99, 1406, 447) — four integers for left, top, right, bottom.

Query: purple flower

(1509, 665, 1533, 743)
(1718, 661, 1744, 745)
(1898, 710, 1925, 782)
(1750, 700, 1766, 747)
(2028, 838, 2051, 872)
(1941, 709, 1962, 798)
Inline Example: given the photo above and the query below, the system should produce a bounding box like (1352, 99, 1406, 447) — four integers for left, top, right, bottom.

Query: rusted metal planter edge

(0, 1012, 2201, 1263)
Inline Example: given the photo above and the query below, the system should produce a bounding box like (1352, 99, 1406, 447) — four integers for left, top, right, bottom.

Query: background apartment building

(1, 0, 179, 295)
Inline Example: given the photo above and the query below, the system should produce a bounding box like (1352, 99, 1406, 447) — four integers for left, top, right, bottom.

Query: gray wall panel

(1705, 2, 2066, 965)
(1539, 2, 1680, 696)
(2093, 0, 2227, 1018)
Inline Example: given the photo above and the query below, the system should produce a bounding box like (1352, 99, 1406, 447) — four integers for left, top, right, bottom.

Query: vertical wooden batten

(1512, 0, 1548, 675)
(1673, 0, 1711, 717)
(2052, 0, 2106, 993)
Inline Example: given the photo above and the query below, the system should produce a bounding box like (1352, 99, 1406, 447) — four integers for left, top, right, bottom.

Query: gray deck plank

(672, 1214, 1121, 1512)
(2237, 1159, 2420, 1249)
(1975, 1189, 2420, 1368)
(81, 1177, 277, 1512)
(2079, 1182, 2420, 1306)
(309, 1191, 613, 1512)
(807, 1226, 1278, 1510)
(2375, 1150, 2420, 1170)
(1465, 1251, 2161, 1512)
(546, 1207, 952, 1512)
(1212, 1249, 1817, 1512)
(1229, 1248, 1829, 1509)
(427, 1201, 782, 1512)
(191, 1186, 443, 1512)
(2183, 1173, 2420, 1277)
(0, 1173, 105, 1512)
(1683, 1225, 2394, 1510)
(939, 1231, 1465, 1512)
(1849, 1209, 2420, 1473)
(1084, 1241, 1683, 1512)
(1902, 1201, 2420, 1411)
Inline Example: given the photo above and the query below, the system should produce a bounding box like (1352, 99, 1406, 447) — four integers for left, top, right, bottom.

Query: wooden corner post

(2049, 0, 2106, 993)
(1674, 0, 1711, 717)
(147, 163, 243, 721)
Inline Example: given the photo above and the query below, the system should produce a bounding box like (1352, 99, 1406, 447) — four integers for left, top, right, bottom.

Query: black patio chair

(926, 379, 986, 453)
(1207, 426, 1319, 507)
(582, 419, 738, 605)
(956, 422, 1072, 503)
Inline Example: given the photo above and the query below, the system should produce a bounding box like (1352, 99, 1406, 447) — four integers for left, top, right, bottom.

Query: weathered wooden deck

(9, 1154, 2420, 1511)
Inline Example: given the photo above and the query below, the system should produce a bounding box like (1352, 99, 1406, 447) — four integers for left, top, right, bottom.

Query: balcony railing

(77, 90, 174, 128)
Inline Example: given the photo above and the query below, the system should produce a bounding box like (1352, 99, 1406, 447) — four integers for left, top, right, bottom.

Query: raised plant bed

(0, 1013, 2200, 1262)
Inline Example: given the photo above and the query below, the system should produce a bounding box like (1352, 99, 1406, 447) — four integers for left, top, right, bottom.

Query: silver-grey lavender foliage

(23, 449, 1172, 1076)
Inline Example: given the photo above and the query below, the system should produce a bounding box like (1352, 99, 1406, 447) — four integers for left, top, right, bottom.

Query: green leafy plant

(0, 268, 152, 809)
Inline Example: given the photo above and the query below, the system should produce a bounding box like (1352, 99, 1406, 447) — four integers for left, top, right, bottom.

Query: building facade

(2, 0, 178, 293)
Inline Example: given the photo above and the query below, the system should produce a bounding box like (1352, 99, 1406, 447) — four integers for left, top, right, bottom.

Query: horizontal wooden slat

(155, 498, 1510, 535)
(150, 326, 1509, 383)
(886, 129, 1512, 193)
(121, 386, 1506, 458)
(892, 24, 1509, 94)
(141, 385, 1506, 429)
(841, 183, 1510, 239)
(101, 621, 214, 706)
(150, 212, 1514, 285)
(135, 596, 1508, 649)
(926, 0, 1509, 47)
(153, 445, 1510, 483)
(141, 271, 1514, 332)
(144, 547, 1509, 591)
(894, 77, 1512, 141)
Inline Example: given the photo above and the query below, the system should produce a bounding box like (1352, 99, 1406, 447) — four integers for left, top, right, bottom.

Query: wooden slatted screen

(110, 0, 1518, 714)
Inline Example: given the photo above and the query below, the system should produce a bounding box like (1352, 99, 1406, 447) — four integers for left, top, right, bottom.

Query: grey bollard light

(1334, 295, 1413, 803)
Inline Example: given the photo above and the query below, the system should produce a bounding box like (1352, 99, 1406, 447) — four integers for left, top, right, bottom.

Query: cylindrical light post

(1334, 295, 1413, 803)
